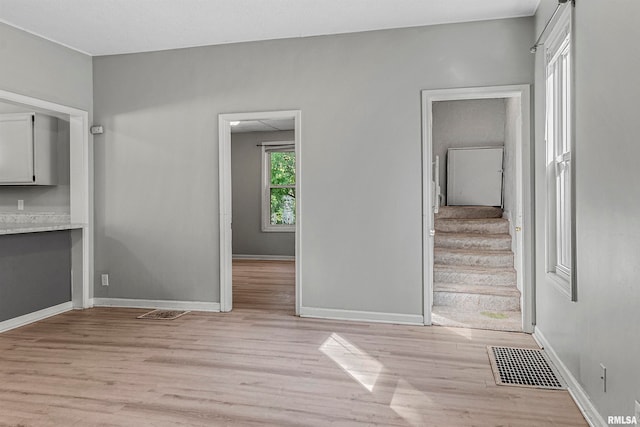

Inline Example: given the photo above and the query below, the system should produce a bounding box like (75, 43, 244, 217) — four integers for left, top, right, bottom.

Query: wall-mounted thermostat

(90, 125, 104, 135)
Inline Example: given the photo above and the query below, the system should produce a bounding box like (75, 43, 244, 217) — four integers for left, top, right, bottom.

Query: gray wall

(0, 22, 93, 316)
(0, 101, 71, 213)
(0, 22, 93, 112)
(0, 22, 87, 214)
(231, 130, 295, 256)
(534, 0, 640, 420)
(93, 18, 534, 312)
(432, 99, 506, 205)
(0, 231, 71, 321)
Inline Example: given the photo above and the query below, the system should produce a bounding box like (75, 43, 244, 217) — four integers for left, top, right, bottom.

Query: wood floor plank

(233, 259, 295, 313)
(0, 260, 587, 426)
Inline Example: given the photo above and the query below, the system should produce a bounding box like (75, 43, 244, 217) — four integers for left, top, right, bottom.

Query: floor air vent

(137, 309, 189, 320)
(487, 346, 566, 390)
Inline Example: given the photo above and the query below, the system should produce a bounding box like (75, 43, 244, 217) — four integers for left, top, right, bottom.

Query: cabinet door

(0, 114, 34, 183)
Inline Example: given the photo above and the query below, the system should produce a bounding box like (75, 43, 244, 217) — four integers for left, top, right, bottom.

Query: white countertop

(0, 222, 85, 235)
(0, 213, 86, 235)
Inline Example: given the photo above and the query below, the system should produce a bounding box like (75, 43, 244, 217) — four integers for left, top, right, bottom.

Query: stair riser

(434, 270, 517, 286)
(434, 292, 521, 311)
(435, 220, 509, 234)
(436, 206, 503, 219)
(435, 252, 514, 268)
(435, 235, 511, 251)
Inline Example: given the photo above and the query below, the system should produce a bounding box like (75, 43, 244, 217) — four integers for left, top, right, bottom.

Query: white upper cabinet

(0, 113, 57, 185)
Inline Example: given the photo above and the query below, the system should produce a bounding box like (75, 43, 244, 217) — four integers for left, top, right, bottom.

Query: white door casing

(0, 89, 92, 310)
(218, 110, 301, 314)
(421, 85, 532, 332)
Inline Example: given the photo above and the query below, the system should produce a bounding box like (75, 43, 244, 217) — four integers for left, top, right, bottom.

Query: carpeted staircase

(432, 206, 521, 331)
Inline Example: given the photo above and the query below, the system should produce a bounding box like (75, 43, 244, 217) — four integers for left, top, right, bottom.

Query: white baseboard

(534, 327, 606, 427)
(233, 254, 295, 261)
(92, 298, 221, 312)
(0, 301, 73, 334)
(300, 306, 424, 325)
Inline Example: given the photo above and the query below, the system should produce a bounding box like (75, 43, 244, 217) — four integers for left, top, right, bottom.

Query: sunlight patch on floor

(445, 325, 476, 340)
(390, 378, 436, 426)
(432, 311, 467, 328)
(319, 333, 383, 392)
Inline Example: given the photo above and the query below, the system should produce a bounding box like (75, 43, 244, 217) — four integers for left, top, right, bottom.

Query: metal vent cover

(487, 346, 566, 390)
(137, 309, 190, 320)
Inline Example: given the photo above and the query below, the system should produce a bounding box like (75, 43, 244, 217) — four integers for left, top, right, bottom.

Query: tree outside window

(262, 143, 295, 232)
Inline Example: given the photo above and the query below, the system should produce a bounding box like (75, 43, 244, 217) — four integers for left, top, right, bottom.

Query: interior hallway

(233, 259, 295, 313)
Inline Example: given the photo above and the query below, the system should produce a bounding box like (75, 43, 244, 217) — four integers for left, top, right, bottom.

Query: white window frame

(544, 4, 575, 298)
(261, 141, 296, 232)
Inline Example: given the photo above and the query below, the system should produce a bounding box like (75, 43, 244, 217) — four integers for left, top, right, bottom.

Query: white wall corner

(533, 327, 607, 427)
(92, 298, 221, 312)
(300, 306, 424, 325)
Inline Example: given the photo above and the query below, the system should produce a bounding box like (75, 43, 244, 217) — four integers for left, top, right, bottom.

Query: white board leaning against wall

(447, 147, 503, 206)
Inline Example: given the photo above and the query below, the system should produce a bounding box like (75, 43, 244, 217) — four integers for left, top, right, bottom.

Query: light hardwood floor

(233, 259, 295, 313)
(0, 260, 587, 426)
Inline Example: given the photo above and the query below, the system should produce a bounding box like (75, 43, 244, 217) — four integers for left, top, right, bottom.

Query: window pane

(545, 8, 572, 287)
(561, 51, 571, 155)
(270, 188, 295, 225)
(545, 70, 556, 165)
(270, 151, 295, 186)
(557, 164, 571, 269)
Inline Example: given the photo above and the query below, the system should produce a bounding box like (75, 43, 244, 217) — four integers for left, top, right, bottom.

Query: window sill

(261, 226, 295, 233)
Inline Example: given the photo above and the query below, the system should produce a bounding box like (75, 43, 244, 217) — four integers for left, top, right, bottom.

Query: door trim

(218, 110, 302, 314)
(421, 85, 533, 332)
(0, 89, 92, 311)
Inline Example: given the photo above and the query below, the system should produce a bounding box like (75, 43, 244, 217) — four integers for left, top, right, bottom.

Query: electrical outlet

(101, 274, 109, 287)
(17, 200, 24, 211)
(600, 364, 607, 392)
(634, 400, 640, 420)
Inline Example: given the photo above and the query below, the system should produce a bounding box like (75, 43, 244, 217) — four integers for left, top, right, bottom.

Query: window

(545, 6, 573, 291)
(262, 142, 296, 232)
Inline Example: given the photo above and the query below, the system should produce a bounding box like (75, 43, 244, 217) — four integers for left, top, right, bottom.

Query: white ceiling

(231, 119, 295, 134)
(0, 0, 539, 56)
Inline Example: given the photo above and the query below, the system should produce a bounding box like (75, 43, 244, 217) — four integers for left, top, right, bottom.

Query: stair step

(431, 306, 522, 332)
(435, 232, 511, 251)
(434, 282, 520, 297)
(434, 248, 513, 268)
(436, 206, 503, 219)
(435, 218, 509, 234)
(434, 264, 517, 286)
(434, 284, 521, 311)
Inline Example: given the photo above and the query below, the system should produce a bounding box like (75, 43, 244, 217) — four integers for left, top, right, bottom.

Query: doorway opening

(0, 89, 91, 315)
(422, 86, 532, 333)
(218, 111, 301, 314)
